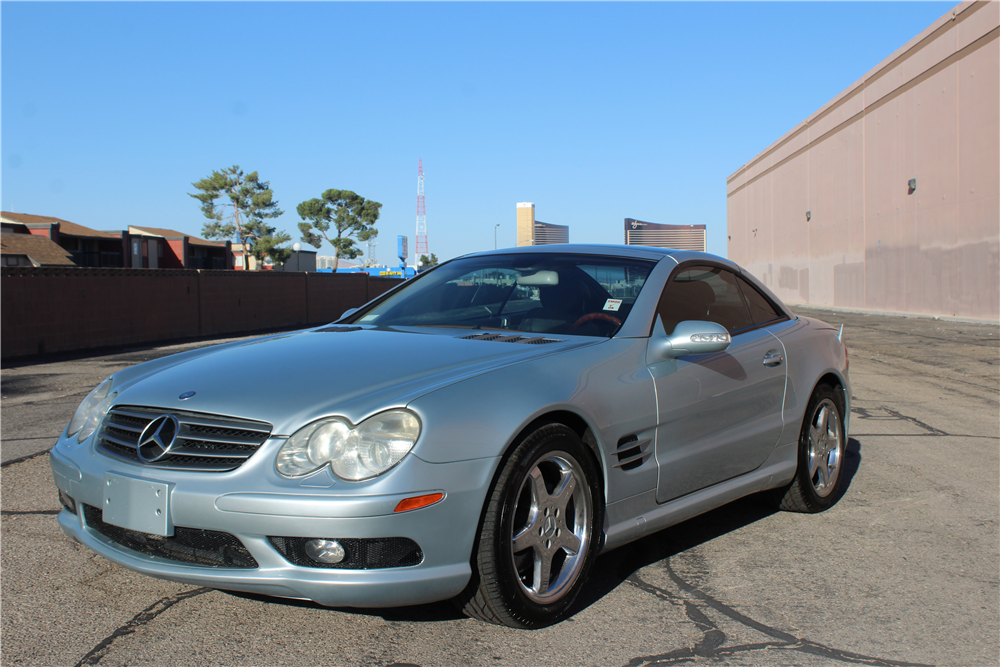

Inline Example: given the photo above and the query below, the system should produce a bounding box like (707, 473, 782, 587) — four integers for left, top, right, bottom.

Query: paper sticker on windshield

(603, 299, 623, 312)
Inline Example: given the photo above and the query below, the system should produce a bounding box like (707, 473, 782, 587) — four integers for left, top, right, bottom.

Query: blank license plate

(103, 473, 173, 536)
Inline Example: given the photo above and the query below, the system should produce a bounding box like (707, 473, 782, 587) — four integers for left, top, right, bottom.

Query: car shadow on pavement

(224, 437, 862, 626)
(573, 436, 862, 619)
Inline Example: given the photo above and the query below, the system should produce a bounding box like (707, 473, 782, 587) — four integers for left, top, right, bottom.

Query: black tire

(458, 424, 603, 628)
(776, 384, 846, 513)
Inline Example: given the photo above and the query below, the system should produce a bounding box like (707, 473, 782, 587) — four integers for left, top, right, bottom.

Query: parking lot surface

(2, 309, 997, 666)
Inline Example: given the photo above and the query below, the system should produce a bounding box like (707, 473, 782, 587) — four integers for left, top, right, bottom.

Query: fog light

(305, 539, 346, 564)
(58, 489, 77, 515)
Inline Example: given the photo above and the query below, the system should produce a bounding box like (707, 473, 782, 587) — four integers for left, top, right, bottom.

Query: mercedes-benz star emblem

(137, 415, 180, 463)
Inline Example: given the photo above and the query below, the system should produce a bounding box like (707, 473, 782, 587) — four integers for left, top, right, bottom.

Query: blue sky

(2, 1, 955, 264)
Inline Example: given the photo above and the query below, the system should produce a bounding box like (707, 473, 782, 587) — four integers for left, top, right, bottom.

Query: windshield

(344, 253, 656, 337)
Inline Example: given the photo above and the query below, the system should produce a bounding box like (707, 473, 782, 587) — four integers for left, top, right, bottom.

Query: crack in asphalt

(73, 588, 211, 667)
(850, 407, 950, 436)
(848, 353, 998, 394)
(0, 449, 51, 467)
(623, 557, 931, 667)
(836, 322, 997, 345)
(878, 408, 949, 436)
(0, 509, 61, 516)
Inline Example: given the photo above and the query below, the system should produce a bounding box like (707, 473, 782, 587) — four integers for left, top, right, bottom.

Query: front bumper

(50, 438, 498, 608)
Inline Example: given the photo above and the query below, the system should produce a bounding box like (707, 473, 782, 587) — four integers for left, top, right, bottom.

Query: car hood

(112, 327, 599, 435)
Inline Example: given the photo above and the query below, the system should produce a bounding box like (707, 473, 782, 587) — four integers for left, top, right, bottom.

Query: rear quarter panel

(773, 316, 852, 443)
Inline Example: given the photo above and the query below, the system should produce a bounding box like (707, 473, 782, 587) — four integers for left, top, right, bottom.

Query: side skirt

(601, 441, 797, 553)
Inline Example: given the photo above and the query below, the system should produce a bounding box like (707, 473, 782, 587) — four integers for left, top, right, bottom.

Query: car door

(648, 264, 788, 503)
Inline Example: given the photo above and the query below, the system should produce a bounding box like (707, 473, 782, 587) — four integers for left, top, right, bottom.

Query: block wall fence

(1, 268, 400, 359)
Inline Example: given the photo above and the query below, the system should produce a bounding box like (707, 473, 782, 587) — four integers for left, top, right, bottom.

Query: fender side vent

(614, 434, 652, 471)
(460, 333, 561, 345)
(316, 326, 363, 333)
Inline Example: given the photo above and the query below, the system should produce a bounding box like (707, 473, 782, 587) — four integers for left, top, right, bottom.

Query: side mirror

(339, 308, 360, 321)
(666, 320, 731, 357)
(650, 320, 731, 359)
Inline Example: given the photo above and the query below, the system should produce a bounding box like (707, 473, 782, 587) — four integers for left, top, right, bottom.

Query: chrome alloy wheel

(807, 398, 844, 498)
(509, 451, 592, 604)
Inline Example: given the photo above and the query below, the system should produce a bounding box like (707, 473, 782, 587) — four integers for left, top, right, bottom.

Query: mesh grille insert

(459, 333, 561, 345)
(83, 505, 258, 568)
(315, 326, 363, 333)
(268, 536, 423, 569)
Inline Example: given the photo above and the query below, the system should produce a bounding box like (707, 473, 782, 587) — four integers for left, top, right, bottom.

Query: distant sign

(398, 235, 408, 261)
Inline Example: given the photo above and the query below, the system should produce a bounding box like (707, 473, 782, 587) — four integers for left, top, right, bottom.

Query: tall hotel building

(516, 203, 569, 246)
(624, 219, 707, 251)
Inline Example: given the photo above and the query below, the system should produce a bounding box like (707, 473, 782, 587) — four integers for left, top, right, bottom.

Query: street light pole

(495, 223, 500, 250)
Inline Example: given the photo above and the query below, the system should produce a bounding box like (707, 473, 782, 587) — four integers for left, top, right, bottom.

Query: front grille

(97, 406, 272, 472)
(83, 505, 258, 568)
(268, 536, 423, 569)
(459, 333, 561, 345)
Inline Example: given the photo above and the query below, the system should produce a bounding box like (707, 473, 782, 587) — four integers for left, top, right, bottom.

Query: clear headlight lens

(276, 410, 421, 480)
(67, 378, 117, 442)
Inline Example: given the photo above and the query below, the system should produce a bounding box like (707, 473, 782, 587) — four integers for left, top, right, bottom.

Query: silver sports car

(50, 244, 850, 628)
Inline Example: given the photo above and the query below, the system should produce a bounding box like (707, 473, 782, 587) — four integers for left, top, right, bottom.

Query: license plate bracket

(103, 473, 174, 536)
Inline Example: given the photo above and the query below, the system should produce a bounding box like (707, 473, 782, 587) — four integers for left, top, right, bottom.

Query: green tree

(253, 233, 292, 269)
(296, 189, 381, 271)
(419, 253, 439, 267)
(189, 166, 285, 271)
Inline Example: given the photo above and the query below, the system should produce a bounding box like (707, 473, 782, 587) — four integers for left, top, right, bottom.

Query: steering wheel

(573, 312, 622, 328)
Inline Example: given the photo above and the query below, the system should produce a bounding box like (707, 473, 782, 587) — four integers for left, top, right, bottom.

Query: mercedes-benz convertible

(51, 244, 850, 628)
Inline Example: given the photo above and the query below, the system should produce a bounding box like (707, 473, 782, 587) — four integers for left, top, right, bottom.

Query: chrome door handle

(763, 351, 783, 367)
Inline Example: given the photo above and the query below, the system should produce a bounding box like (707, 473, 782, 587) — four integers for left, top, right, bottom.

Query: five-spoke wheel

(459, 424, 602, 628)
(776, 383, 846, 513)
(509, 451, 592, 604)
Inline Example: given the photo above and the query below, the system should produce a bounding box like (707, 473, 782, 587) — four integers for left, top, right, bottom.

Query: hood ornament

(178, 391, 196, 400)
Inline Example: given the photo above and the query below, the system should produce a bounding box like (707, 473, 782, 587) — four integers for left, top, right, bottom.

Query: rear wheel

(776, 384, 846, 513)
(459, 424, 603, 628)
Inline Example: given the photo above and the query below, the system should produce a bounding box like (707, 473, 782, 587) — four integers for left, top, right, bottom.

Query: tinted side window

(659, 266, 753, 334)
(736, 275, 785, 325)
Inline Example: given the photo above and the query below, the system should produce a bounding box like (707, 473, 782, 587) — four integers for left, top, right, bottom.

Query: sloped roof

(0, 212, 119, 240)
(129, 226, 225, 248)
(0, 234, 76, 266)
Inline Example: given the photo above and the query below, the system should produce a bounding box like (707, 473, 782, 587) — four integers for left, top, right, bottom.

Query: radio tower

(415, 159, 428, 256)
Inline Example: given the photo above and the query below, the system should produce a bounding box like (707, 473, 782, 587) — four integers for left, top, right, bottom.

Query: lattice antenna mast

(416, 159, 428, 256)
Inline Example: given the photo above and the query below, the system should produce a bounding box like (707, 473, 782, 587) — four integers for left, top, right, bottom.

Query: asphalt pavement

(2, 309, 997, 666)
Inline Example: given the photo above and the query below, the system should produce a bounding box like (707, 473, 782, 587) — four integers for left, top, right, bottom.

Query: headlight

(67, 377, 117, 443)
(276, 410, 420, 480)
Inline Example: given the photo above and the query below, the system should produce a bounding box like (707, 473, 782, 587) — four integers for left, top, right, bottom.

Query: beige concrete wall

(727, 1, 999, 320)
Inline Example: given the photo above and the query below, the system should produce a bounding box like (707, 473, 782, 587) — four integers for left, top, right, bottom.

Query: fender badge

(178, 391, 196, 400)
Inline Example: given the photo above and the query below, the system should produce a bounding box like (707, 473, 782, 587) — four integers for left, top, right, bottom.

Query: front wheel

(459, 424, 603, 628)
(776, 384, 846, 513)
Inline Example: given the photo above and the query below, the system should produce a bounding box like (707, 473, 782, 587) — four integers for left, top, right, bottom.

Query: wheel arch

(455, 409, 608, 626)
(812, 372, 849, 431)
